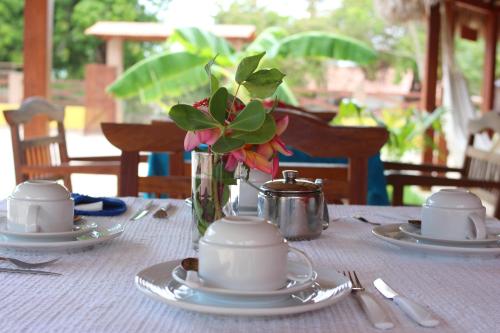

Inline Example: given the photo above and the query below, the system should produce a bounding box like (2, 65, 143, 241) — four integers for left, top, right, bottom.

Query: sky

(145, 0, 342, 27)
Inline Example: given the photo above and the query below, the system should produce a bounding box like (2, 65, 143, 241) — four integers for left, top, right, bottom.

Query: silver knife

(0, 267, 61, 276)
(373, 278, 439, 327)
(130, 201, 153, 221)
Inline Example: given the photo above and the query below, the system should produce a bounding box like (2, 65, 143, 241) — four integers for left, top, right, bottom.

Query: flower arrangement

(168, 52, 292, 241)
(169, 52, 292, 177)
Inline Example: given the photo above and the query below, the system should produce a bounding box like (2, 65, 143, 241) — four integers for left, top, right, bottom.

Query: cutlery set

(130, 202, 175, 221)
(0, 256, 60, 276)
(345, 271, 439, 330)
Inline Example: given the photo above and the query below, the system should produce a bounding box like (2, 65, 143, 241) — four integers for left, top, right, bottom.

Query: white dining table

(0, 198, 498, 333)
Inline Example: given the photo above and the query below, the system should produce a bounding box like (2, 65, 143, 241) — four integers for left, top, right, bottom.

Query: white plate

(399, 223, 500, 246)
(372, 224, 500, 256)
(135, 260, 351, 316)
(0, 222, 124, 252)
(0, 216, 97, 241)
(171, 260, 318, 297)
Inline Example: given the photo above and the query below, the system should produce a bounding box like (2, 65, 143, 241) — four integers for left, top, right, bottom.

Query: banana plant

(107, 26, 377, 107)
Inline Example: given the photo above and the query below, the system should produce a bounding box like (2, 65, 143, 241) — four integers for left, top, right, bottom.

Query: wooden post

(421, 3, 440, 164)
(84, 64, 117, 133)
(482, 11, 497, 113)
(105, 38, 124, 122)
(23, 0, 53, 138)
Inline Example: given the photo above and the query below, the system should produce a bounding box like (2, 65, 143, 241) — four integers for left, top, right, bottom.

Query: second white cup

(421, 189, 486, 241)
(199, 216, 314, 291)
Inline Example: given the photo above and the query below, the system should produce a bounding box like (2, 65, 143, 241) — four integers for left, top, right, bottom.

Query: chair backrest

(3, 97, 69, 183)
(275, 108, 389, 204)
(463, 112, 500, 210)
(101, 122, 190, 198)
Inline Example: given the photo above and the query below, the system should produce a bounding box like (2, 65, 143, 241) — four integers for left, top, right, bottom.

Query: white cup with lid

(7, 180, 74, 233)
(421, 189, 486, 240)
(198, 216, 314, 291)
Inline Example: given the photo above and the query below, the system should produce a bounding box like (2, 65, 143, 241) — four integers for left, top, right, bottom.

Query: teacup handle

(23, 204, 39, 232)
(287, 247, 314, 283)
(468, 212, 486, 240)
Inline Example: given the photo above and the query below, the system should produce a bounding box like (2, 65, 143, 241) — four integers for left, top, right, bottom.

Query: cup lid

(424, 189, 483, 209)
(261, 170, 320, 195)
(201, 216, 285, 247)
(10, 180, 71, 201)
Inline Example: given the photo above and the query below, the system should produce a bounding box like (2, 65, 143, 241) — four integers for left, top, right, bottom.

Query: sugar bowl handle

(286, 247, 314, 283)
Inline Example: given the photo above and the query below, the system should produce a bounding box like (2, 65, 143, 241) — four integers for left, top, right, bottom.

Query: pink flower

(183, 128, 221, 151)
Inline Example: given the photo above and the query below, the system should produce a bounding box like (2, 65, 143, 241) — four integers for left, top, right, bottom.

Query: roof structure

(85, 21, 256, 42)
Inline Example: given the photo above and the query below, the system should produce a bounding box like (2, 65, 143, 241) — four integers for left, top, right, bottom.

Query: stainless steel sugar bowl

(257, 170, 329, 240)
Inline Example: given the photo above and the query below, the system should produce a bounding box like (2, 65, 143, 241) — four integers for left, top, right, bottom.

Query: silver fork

(0, 256, 60, 269)
(344, 271, 394, 330)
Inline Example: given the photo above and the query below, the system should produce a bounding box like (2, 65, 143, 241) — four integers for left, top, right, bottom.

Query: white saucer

(171, 260, 318, 297)
(372, 224, 500, 256)
(0, 222, 124, 252)
(135, 260, 351, 316)
(0, 216, 97, 241)
(399, 223, 500, 246)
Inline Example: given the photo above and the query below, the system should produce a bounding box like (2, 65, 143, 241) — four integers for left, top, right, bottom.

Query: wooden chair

(3, 97, 120, 191)
(101, 122, 191, 198)
(275, 108, 389, 204)
(384, 112, 500, 218)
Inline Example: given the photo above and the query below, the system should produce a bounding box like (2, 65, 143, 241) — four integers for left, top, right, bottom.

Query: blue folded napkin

(72, 193, 127, 216)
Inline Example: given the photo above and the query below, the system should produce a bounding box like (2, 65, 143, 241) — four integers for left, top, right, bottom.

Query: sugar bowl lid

(424, 189, 483, 209)
(261, 170, 321, 194)
(201, 216, 285, 247)
(10, 180, 71, 201)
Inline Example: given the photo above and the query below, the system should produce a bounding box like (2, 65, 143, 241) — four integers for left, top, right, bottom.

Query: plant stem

(230, 84, 241, 114)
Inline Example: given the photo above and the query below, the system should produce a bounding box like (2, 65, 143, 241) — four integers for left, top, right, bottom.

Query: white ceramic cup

(421, 189, 487, 240)
(199, 216, 314, 291)
(237, 169, 271, 211)
(7, 180, 74, 233)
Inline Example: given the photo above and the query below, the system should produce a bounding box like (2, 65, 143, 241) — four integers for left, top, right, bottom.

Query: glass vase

(191, 151, 239, 249)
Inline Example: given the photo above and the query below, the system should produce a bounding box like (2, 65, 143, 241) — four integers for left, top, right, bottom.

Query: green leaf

(274, 31, 377, 64)
(209, 87, 228, 125)
(169, 104, 219, 131)
(228, 100, 266, 132)
(235, 52, 266, 84)
(107, 52, 208, 100)
(167, 27, 235, 66)
(138, 66, 208, 102)
(204, 56, 219, 94)
(232, 114, 276, 144)
(242, 69, 285, 99)
(211, 135, 245, 153)
(209, 74, 219, 94)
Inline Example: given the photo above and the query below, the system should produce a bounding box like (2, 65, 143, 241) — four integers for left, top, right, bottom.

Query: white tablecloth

(0, 198, 499, 333)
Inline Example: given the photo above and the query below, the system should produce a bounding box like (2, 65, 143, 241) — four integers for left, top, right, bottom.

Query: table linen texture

(0, 198, 499, 333)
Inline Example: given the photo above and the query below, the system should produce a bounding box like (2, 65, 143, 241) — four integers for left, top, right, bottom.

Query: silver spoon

(0, 256, 60, 269)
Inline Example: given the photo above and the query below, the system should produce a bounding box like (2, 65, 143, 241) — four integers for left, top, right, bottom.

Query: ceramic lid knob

(10, 180, 71, 201)
(201, 216, 285, 247)
(425, 189, 483, 209)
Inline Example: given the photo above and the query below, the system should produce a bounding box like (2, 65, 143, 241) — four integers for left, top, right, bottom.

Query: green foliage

(235, 52, 265, 83)
(212, 136, 245, 153)
(209, 87, 229, 125)
(109, 26, 374, 106)
(232, 114, 277, 144)
(242, 69, 286, 98)
(274, 32, 377, 64)
(228, 100, 266, 131)
(0, 0, 164, 78)
(332, 99, 445, 160)
(168, 104, 219, 131)
(0, 0, 23, 63)
(107, 52, 208, 101)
